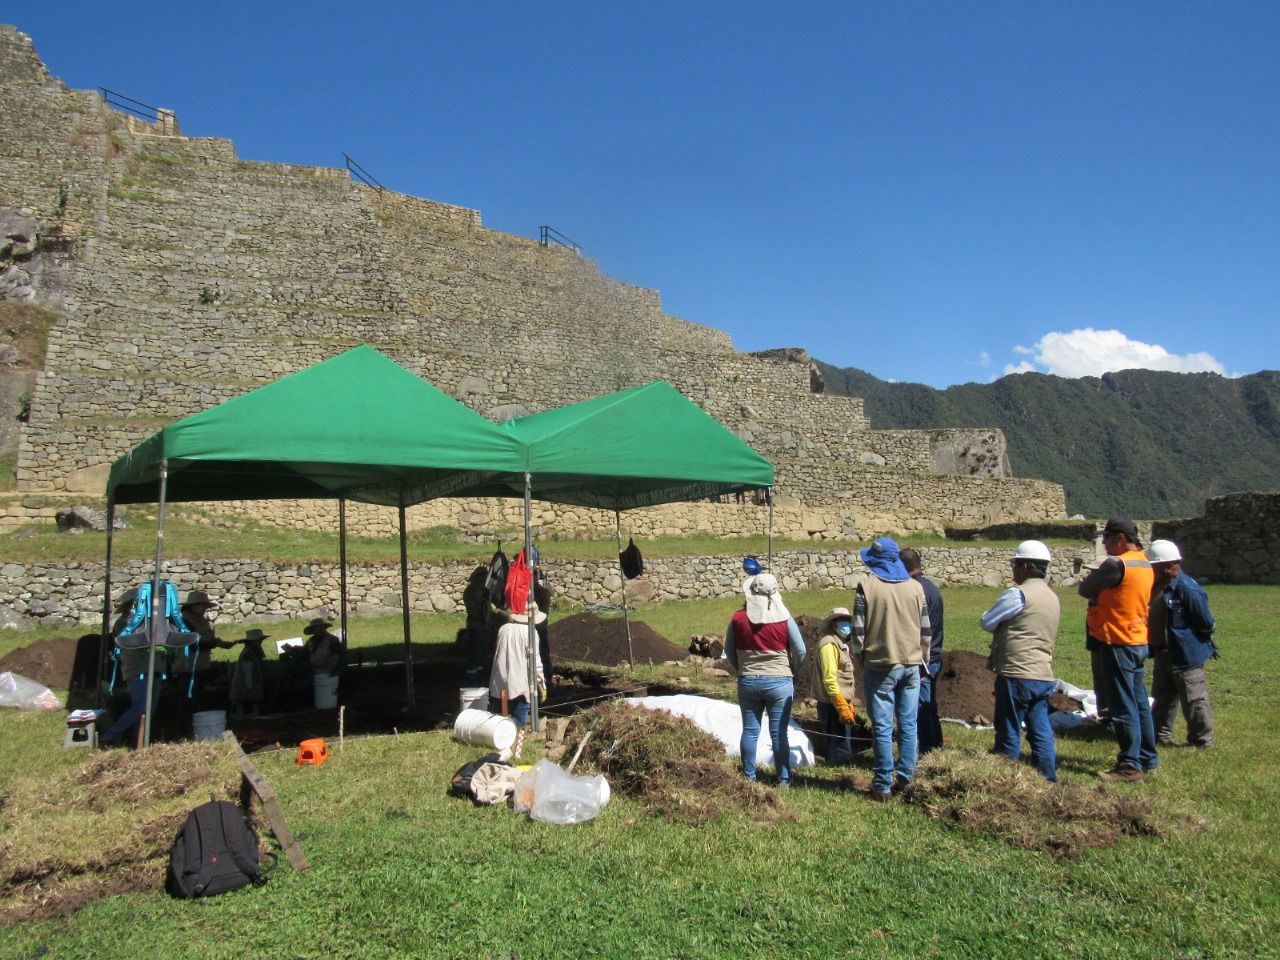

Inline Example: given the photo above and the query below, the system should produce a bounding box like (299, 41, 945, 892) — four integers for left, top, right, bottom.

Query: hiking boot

(868, 788, 892, 803)
(1099, 765, 1144, 783)
(891, 776, 913, 797)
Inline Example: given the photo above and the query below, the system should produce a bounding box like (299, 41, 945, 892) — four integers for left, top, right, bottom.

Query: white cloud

(1007, 328, 1226, 379)
(977, 350, 991, 367)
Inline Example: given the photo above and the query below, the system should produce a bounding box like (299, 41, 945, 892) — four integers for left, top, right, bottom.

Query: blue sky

(11, 2, 1278, 387)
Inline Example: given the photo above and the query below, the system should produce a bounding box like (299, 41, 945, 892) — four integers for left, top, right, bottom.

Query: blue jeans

(816, 701, 853, 764)
(491, 695, 530, 728)
(1101, 644, 1159, 771)
(102, 675, 160, 746)
(917, 662, 943, 754)
(993, 676, 1058, 781)
(738, 676, 795, 783)
(863, 666, 920, 794)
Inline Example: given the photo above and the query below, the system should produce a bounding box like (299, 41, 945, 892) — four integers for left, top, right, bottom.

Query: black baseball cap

(1103, 516, 1141, 546)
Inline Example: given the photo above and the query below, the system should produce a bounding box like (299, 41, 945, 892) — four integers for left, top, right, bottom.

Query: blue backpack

(110, 581, 192, 691)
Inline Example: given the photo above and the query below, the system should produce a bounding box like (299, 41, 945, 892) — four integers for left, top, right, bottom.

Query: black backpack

(484, 550, 510, 609)
(449, 752, 505, 800)
(167, 800, 272, 899)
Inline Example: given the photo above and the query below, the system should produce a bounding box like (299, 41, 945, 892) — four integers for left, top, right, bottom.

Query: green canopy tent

(465, 381, 777, 727)
(102, 345, 526, 743)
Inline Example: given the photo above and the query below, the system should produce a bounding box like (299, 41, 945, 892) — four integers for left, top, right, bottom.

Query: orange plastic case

(297, 738, 329, 766)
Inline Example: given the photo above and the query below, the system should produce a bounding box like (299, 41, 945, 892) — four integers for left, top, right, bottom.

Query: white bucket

(313, 673, 339, 709)
(453, 708, 517, 752)
(192, 709, 227, 742)
(459, 686, 489, 714)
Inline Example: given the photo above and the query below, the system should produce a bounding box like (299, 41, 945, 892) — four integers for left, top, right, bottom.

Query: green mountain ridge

(815, 362, 1280, 520)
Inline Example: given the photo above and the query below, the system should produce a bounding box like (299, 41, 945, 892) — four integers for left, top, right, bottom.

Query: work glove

(831, 692, 856, 727)
(539, 686, 547, 703)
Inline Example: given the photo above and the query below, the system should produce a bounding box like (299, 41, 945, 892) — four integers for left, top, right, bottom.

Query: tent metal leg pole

(524, 472, 538, 731)
(615, 510, 634, 672)
(96, 498, 116, 710)
(767, 488, 774, 570)
(398, 505, 414, 711)
(143, 459, 168, 748)
(338, 497, 349, 657)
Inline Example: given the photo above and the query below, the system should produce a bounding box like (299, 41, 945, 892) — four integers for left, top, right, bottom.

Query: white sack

(625, 694, 815, 771)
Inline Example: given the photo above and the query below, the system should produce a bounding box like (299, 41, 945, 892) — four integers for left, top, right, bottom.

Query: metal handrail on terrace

(343, 153, 385, 193)
(98, 87, 161, 122)
(539, 225, 580, 254)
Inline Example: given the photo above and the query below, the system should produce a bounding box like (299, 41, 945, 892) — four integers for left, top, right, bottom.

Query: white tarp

(625, 694, 815, 771)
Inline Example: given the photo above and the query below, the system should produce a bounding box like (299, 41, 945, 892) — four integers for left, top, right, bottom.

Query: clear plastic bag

(0, 672, 64, 710)
(513, 758, 610, 824)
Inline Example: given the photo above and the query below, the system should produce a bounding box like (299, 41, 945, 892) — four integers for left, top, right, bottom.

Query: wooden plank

(222, 731, 310, 871)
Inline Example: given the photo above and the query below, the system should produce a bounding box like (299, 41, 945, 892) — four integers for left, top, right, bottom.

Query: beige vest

(808, 633, 856, 703)
(989, 578, 1060, 681)
(858, 575, 927, 669)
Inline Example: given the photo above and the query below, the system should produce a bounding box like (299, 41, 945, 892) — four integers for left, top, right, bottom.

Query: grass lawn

(0, 505, 1081, 566)
(1, 584, 1277, 959)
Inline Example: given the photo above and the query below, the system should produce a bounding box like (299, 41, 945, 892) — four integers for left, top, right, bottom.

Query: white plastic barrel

(453, 708, 517, 752)
(313, 673, 339, 709)
(192, 709, 227, 742)
(459, 687, 489, 714)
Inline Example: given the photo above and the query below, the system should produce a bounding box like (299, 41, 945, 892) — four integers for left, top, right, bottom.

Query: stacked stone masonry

(2, 543, 1098, 628)
(1, 25, 1065, 538)
(1153, 492, 1280, 585)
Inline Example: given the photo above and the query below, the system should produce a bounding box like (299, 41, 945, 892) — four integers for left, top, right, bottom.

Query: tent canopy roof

(487, 380, 775, 510)
(107, 349, 774, 510)
(107, 345, 525, 507)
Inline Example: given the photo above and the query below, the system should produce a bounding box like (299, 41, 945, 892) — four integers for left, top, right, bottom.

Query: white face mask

(834, 621, 852, 638)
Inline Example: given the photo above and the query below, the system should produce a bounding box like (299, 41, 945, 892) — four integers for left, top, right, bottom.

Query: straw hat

(820, 607, 853, 633)
(508, 603, 547, 625)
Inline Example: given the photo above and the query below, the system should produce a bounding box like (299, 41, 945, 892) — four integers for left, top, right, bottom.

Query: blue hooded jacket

(1155, 571, 1217, 671)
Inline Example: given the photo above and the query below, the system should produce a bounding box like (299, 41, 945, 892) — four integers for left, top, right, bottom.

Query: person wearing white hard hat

(980, 541, 1062, 782)
(725, 571, 806, 785)
(1146, 539, 1217, 748)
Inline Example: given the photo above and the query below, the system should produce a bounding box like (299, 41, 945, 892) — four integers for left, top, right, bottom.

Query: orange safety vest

(1086, 548, 1154, 647)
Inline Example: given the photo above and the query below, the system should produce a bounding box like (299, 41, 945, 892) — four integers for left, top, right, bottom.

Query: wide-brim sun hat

(820, 606, 852, 632)
(303, 618, 333, 635)
(859, 537, 910, 582)
(509, 603, 547, 625)
(743, 572, 790, 624)
(181, 590, 216, 609)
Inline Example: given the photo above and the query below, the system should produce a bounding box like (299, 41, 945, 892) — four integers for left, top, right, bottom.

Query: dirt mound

(570, 700, 792, 824)
(0, 633, 100, 692)
(900, 747, 1201, 858)
(0, 742, 245, 925)
(936, 649, 1082, 724)
(552, 611, 686, 667)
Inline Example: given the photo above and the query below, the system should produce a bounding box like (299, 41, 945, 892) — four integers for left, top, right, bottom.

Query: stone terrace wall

(2, 25, 1067, 537)
(1152, 492, 1280, 585)
(3, 542, 1097, 628)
